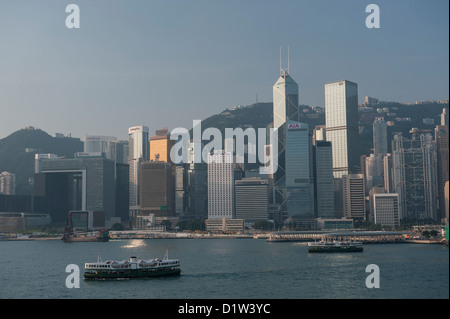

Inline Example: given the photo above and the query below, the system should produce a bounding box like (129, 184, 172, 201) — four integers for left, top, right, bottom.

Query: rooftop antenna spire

(280, 46, 282, 76)
(288, 45, 290, 74)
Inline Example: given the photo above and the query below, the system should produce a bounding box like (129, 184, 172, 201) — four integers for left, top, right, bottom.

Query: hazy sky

(0, 0, 448, 140)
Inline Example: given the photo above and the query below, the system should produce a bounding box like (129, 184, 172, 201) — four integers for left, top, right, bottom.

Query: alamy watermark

(169, 120, 278, 175)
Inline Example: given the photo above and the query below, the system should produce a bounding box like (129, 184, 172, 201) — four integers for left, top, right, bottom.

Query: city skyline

(1, 0, 449, 140)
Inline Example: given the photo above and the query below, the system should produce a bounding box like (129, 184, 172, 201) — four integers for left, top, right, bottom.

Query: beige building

(139, 161, 174, 218)
(150, 127, 175, 163)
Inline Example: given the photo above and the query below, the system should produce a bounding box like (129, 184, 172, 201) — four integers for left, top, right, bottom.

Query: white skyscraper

(325, 80, 359, 178)
(207, 150, 234, 219)
(128, 125, 149, 215)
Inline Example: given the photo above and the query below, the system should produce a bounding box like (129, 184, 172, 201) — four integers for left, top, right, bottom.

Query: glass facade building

(285, 120, 314, 219)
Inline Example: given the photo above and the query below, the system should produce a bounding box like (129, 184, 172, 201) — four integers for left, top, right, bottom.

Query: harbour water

(0, 238, 448, 299)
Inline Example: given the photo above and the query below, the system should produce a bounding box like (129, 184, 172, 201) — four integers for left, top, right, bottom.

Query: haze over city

(0, 0, 448, 140)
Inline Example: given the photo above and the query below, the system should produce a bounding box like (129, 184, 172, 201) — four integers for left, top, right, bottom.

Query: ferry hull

(84, 268, 181, 279)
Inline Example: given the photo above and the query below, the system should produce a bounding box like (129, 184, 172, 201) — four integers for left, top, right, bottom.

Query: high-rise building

(373, 193, 400, 227)
(445, 181, 449, 225)
(269, 69, 300, 219)
(33, 154, 123, 223)
(284, 120, 314, 219)
(235, 177, 269, 222)
(139, 161, 175, 218)
(435, 125, 449, 221)
(207, 150, 234, 219)
(0, 172, 16, 195)
(365, 153, 384, 191)
(373, 117, 388, 155)
(186, 141, 208, 219)
(325, 80, 360, 178)
(273, 69, 299, 130)
(383, 153, 393, 193)
(150, 127, 175, 163)
(83, 135, 129, 164)
(441, 108, 449, 126)
(313, 125, 326, 145)
(128, 126, 149, 214)
(313, 141, 334, 218)
(392, 130, 437, 221)
(342, 174, 366, 220)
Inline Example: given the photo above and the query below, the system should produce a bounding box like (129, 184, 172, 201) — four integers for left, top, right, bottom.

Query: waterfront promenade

(1, 229, 446, 245)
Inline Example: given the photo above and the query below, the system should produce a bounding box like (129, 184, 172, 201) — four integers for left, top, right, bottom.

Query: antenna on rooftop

(288, 45, 290, 74)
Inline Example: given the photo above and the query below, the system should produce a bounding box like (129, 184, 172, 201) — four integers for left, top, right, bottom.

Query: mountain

(0, 127, 83, 195)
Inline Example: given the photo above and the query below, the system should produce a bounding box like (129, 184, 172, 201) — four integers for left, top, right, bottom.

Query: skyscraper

(313, 141, 334, 218)
(235, 177, 269, 222)
(365, 153, 384, 191)
(128, 125, 149, 216)
(435, 125, 449, 221)
(271, 66, 300, 220)
(325, 80, 360, 178)
(342, 174, 366, 220)
(150, 127, 175, 163)
(392, 130, 437, 221)
(373, 117, 388, 155)
(139, 161, 175, 218)
(284, 120, 314, 219)
(207, 150, 234, 219)
(83, 135, 128, 164)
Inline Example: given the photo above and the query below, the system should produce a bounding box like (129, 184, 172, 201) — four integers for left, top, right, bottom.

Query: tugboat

(84, 251, 181, 279)
(307, 240, 363, 253)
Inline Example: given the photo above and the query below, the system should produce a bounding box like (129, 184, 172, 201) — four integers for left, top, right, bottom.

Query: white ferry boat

(84, 253, 181, 279)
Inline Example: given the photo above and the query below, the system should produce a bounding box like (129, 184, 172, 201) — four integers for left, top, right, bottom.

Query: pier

(266, 230, 411, 244)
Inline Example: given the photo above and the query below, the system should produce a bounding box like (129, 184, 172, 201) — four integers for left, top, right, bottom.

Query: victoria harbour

(0, 239, 448, 299)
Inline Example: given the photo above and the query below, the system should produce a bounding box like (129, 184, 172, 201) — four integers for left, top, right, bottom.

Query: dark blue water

(0, 239, 448, 299)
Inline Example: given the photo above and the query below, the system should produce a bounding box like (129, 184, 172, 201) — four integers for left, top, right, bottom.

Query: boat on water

(307, 240, 363, 253)
(84, 252, 181, 279)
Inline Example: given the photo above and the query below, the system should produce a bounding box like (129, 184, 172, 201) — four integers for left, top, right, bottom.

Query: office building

(207, 150, 234, 219)
(139, 161, 175, 218)
(271, 66, 300, 220)
(235, 177, 269, 222)
(342, 174, 366, 220)
(373, 193, 400, 227)
(435, 125, 449, 221)
(150, 127, 175, 163)
(313, 141, 334, 218)
(128, 125, 149, 213)
(373, 117, 388, 155)
(0, 172, 16, 195)
(35, 154, 58, 173)
(392, 130, 437, 221)
(441, 108, 449, 126)
(33, 155, 118, 223)
(365, 153, 384, 191)
(284, 120, 314, 219)
(383, 153, 393, 193)
(325, 80, 360, 178)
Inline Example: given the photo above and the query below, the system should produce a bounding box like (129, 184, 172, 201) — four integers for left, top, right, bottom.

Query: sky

(0, 0, 448, 140)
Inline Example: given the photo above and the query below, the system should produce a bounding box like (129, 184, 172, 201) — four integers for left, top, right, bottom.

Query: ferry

(307, 240, 363, 253)
(84, 253, 181, 279)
